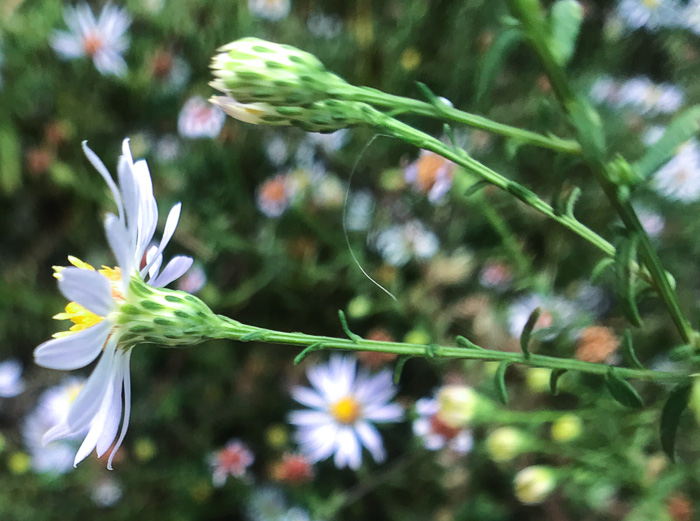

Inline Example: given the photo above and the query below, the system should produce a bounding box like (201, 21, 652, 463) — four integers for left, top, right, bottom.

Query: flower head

(177, 96, 226, 139)
(289, 355, 403, 470)
(33, 139, 213, 468)
(210, 439, 255, 486)
(404, 150, 455, 203)
(412, 395, 473, 453)
(616, 0, 683, 31)
(652, 140, 700, 202)
(372, 220, 439, 267)
(514, 465, 557, 504)
(0, 359, 25, 398)
(50, 3, 130, 77)
(249, 0, 291, 21)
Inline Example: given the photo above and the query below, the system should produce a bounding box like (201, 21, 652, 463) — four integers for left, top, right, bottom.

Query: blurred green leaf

(550, 368, 567, 395)
(549, 0, 583, 66)
(520, 306, 541, 359)
(614, 234, 643, 327)
(605, 368, 644, 409)
(494, 361, 509, 405)
(634, 105, 700, 179)
(475, 28, 522, 108)
(660, 383, 692, 462)
(0, 122, 21, 195)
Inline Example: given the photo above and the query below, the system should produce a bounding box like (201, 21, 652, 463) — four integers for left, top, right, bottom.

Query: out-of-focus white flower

(175, 263, 207, 294)
(0, 359, 24, 397)
(305, 129, 349, 154)
(151, 51, 190, 93)
(652, 140, 700, 202)
(210, 439, 254, 487)
(91, 477, 124, 507)
(507, 293, 578, 341)
(178, 96, 226, 139)
(249, 0, 290, 21)
(265, 134, 290, 166)
(50, 3, 130, 77)
(307, 12, 343, 39)
(617, 77, 683, 115)
(289, 355, 403, 470)
(372, 220, 439, 267)
(154, 134, 181, 163)
(412, 396, 473, 453)
(33, 139, 193, 468)
(345, 190, 374, 232)
(686, 0, 700, 34)
(257, 173, 295, 217)
(636, 206, 666, 238)
(479, 261, 513, 291)
(589, 76, 620, 106)
(311, 174, 346, 209)
(404, 150, 455, 203)
(616, 0, 683, 31)
(246, 486, 315, 521)
(22, 378, 85, 474)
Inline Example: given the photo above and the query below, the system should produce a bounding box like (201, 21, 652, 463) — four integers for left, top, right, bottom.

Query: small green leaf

(463, 180, 492, 197)
(495, 361, 510, 405)
(605, 368, 644, 409)
(614, 234, 643, 327)
(621, 330, 645, 370)
(393, 355, 413, 385)
(338, 310, 362, 343)
(294, 343, 325, 365)
(564, 186, 582, 218)
(550, 368, 567, 395)
(520, 307, 541, 359)
(239, 330, 267, 342)
(475, 28, 522, 108)
(634, 105, 700, 179)
(591, 258, 614, 282)
(549, 0, 583, 65)
(456, 335, 484, 349)
(660, 383, 692, 462)
(568, 101, 606, 161)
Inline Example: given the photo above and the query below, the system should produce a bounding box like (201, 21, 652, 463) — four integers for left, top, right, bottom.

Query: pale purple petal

(93, 48, 127, 77)
(149, 256, 193, 287)
(334, 427, 361, 470)
(50, 32, 85, 59)
(73, 374, 115, 466)
(65, 340, 117, 431)
(57, 267, 114, 316)
(290, 386, 327, 410)
(105, 213, 133, 287)
(364, 403, 404, 423)
(107, 352, 131, 469)
(34, 320, 112, 370)
(96, 359, 124, 457)
(355, 421, 385, 463)
(141, 203, 181, 276)
(288, 410, 331, 426)
(82, 141, 124, 222)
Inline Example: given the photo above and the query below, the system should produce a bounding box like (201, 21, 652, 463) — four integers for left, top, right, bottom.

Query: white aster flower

(652, 139, 700, 202)
(307, 12, 343, 39)
(404, 150, 455, 203)
(616, 0, 683, 30)
(91, 476, 124, 507)
(50, 3, 130, 77)
(23, 378, 85, 474)
(507, 293, 578, 341)
(0, 359, 25, 397)
(617, 77, 683, 115)
(33, 138, 193, 468)
(372, 220, 439, 267)
(305, 129, 349, 154)
(412, 397, 473, 453)
(345, 189, 374, 232)
(249, 0, 291, 21)
(178, 95, 226, 139)
(289, 355, 403, 470)
(209, 439, 255, 487)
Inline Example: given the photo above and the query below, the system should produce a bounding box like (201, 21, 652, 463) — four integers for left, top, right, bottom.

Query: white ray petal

(73, 374, 115, 467)
(57, 267, 114, 316)
(355, 421, 385, 463)
(142, 203, 181, 276)
(96, 359, 124, 457)
(34, 320, 112, 370)
(65, 340, 117, 431)
(149, 256, 193, 287)
(82, 141, 124, 222)
(105, 213, 133, 289)
(107, 351, 132, 469)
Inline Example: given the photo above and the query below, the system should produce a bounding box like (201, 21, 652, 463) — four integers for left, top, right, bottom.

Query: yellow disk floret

(330, 396, 361, 425)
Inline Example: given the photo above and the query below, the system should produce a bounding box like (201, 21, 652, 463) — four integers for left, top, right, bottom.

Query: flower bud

(210, 37, 349, 106)
(486, 427, 529, 462)
(550, 413, 582, 442)
(117, 276, 219, 349)
(435, 385, 493, 427)
(514, 466, 557, 504)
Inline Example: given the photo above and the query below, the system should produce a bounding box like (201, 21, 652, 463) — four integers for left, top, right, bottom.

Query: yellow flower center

(52, 256, 123, 337)
(330, 396, 361, 425)
(642, 0, 659, 9)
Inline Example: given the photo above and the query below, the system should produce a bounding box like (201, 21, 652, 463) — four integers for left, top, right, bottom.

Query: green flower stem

(366, 108, 616, 259)
(506, 0, 695, 345)
(347, 86, 582, 156)
(215, 315, 688, 383)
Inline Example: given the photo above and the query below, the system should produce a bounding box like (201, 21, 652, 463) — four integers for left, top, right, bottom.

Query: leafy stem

(215, 316, 689, 384)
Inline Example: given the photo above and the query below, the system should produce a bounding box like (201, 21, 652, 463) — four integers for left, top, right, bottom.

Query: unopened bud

(486, 427, 529, 462)
(514, 466, 557, 504)
(435, 385, 493, 427)
(550, 413, 582, 442)
(210, 37, 349, 106)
